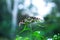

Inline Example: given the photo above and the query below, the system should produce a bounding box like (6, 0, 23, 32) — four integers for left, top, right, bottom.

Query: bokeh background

(0, 0, 60, 40)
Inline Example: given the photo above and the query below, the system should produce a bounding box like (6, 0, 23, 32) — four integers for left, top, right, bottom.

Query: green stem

(19, 25, 27, 33)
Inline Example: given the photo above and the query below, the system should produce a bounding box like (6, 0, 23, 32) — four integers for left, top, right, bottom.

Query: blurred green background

(0, 0, 60, 40)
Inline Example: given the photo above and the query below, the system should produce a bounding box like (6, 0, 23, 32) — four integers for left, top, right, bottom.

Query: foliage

(0, 0, 60, 40)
